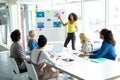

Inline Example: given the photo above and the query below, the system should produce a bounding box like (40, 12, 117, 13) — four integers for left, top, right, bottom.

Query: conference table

(53, 50, 120, 80)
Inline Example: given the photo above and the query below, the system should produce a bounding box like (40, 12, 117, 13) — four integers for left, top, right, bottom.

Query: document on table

(90, 58, 108, 63)
(55, 60, 73, 67)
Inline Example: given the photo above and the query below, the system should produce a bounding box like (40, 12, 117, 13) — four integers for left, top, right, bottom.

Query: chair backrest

(10, 58, 20, 75)
(24, 60, 38, 80)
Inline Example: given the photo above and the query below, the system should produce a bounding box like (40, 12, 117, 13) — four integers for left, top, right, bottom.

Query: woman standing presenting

(58, 13, 78, 50)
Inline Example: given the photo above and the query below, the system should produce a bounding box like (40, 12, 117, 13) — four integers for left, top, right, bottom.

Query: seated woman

(28, 30, 38, 51)
(79, 33, 93, 52)
(79, 29, 117, 60)
(30, 35, 58, 80)
(10, 29, 27, 72)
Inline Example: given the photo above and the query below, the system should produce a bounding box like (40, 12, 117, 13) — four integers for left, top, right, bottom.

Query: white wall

(16, 0, 51, 4)
(8, 4, 21, 30)
(7, 0, 16, 4)
(0, 0, 7, 3)
(0, 0, 16, 4)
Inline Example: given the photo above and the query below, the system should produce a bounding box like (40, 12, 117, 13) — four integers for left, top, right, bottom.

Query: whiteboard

(35, 10, 66, 42)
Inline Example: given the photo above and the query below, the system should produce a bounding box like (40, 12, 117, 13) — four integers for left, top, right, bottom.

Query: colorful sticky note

(37, 22, 44, 28)
(62, 11, 64, 14)
(55, 28, 59, 30)
(35, 10, 37, 13)
(36, 12, 45, 18)
(47, 18, 51, 21)
(46, 10, 50, 13)
(54, 12, 60, 17)
(53, 22, 61, 27)
(39, 28, 42, 31)
(35, 18, 39, 22)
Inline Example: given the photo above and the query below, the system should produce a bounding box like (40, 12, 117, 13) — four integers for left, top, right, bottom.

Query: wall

(7, 0, 16, 4)
(0, 0, 7, 3)
(0, 0, 16, 4)
(16, 0, 51, 4)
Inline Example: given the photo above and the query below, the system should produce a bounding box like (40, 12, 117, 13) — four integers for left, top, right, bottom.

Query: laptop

(52, 44, 64, 53)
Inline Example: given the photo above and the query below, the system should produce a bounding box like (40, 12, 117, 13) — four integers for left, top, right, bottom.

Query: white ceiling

(16, 0, 97, 4)
(0, 0, 98, 5)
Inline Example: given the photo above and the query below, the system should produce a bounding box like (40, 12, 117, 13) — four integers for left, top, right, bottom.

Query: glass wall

(109, 0, 120, 52)
(20, 3, 81, 50)
(1, 0, 120, 51)
(0, 3, 9, 45)
(84, 0, 105, 49)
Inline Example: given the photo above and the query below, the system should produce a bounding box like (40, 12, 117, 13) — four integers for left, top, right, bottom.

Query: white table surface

(54, 50, 120, 80)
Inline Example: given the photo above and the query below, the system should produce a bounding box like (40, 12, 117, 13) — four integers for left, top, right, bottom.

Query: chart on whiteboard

(35, 10, 66, 42)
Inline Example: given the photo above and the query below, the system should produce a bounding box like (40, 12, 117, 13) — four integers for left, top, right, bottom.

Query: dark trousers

(64, 32, 76, 50)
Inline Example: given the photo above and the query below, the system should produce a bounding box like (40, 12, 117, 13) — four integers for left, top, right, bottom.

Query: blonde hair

(29, 30, 36, 38)
(79, 33, 91, 43)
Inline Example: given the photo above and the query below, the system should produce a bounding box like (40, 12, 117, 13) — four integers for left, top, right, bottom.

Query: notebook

(90, 58, 108, 63)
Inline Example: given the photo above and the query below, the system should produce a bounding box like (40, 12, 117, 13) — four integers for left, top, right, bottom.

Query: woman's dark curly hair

(68, 13, 78, 21)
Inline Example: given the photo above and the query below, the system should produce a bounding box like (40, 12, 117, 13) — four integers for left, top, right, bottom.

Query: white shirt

(31, 48, 56, 65)
(81, 43, 93, 52)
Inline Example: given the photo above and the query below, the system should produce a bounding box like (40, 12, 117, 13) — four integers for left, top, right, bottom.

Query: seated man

(10, 29, 27, 72)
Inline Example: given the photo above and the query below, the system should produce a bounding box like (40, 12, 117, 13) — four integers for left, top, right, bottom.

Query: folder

(91, 58, 108, 63)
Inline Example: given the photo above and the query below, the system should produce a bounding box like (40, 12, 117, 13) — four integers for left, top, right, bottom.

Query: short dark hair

(68, 13, 78, 21)
(38, 35, 47, 48)
(10, 29, 21, 42)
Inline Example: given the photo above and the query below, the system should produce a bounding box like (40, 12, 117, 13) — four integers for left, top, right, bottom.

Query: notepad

(91, 58, 108, 63)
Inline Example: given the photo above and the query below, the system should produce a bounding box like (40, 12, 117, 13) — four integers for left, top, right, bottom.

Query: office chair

(24, 60, 38, 80)
(9, 58, 27, 80)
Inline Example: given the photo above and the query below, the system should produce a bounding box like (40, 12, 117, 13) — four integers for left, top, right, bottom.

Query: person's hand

(58, 16, 61, 20)
(84, 52, 93, 54)
(75, 28, 78, 32)
(50, 54, 54, 58)
(79, 53, 86, 57)
(79, 52, 90, 57)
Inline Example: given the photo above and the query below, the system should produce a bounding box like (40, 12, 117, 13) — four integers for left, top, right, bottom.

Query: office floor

(0, 52, 13, 80)
(0, 52, 76, 80)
